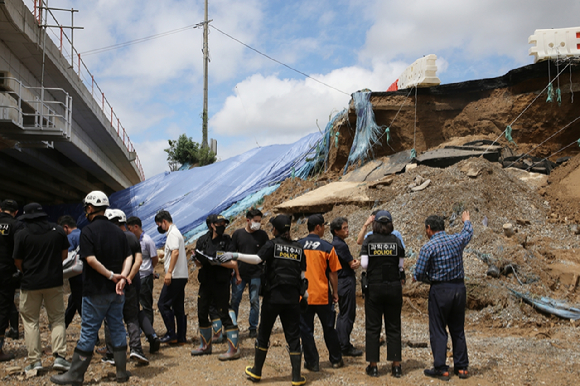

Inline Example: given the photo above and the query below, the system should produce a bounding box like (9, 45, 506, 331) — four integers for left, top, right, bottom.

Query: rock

(516, 218, 531, 226)
(503, 223, 515, 237)
(25, 369, 38, 378)
(487, 265, 501, 278)
(405, 163, 417, 172)
(414, 175, 425, 185)
(571, 224, 580, 235)
(411, 179, 431, 192)
(7, 366, 21, 375)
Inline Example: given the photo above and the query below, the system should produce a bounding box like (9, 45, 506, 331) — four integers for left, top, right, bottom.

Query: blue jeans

(77, 293, 126, 352)
(230, 277, 260, 330)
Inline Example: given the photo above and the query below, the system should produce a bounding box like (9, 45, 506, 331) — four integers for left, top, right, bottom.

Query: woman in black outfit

(360, 210, 406, 378)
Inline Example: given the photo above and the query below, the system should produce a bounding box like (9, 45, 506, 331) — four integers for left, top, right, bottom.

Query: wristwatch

(108, 271, 114, 280)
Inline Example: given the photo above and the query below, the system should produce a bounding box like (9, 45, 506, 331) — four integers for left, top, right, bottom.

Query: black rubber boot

(50, 348, 92, 385)
(113, 346, 131, 383)
(245, 344, 268, 382)
(290, 351, 306, 386)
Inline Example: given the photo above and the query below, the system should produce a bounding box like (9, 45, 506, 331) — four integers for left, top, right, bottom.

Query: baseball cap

(1, 199, 18, 212)
(307, 214, 325, 228)
(18, 202, 48, 220)
(269, 215, 291, 233)
(374, 210, 393, 223)
(207, 214, 230, 225)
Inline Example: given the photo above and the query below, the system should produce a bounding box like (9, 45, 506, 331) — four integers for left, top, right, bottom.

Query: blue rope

(546, 83, 554, 103)
(505, 125, 516, 146)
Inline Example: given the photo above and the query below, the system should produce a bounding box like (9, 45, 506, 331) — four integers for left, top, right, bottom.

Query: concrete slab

(366, 150, 413, 180)
(275, 181, 372, 214)
(342, 159, 383, 182)
(416, 147, 500, 168)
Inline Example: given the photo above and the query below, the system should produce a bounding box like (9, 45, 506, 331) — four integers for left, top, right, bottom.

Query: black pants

(105, 275, 142, 353)
(300, 304, 342, 365)
(197, 281, 235, 330)
(158, 278, 188, 336)
(132, 273, 155, 338)
(336, 275, 357, 351)
(428, 282, 468, 371)
(65, 276, 83, 328)
(257, 300, 300, 353)
(0, 280, 15, 335)
(139, 274, 155, 326)
(365, 281, 402, 363)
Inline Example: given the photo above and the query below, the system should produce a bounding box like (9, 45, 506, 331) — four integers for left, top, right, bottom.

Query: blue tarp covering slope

(109, 133, 321, 247)
(510, 289, 580, 320)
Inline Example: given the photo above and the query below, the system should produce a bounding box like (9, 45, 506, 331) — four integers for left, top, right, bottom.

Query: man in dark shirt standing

(330, 217, 362, 357)
(13, 203, 70, 372)
(102, 209, 149, 365)
(51, 191, 133, 385)
(0, 199, 23, 362)
(229, 209, 269, 338)
(414, 211, 473, 381)
(57, 215, 83, 330)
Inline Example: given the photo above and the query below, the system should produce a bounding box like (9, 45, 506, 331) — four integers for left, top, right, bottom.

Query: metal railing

(1, 76, 72, 139)
(32, 0, 145, 180)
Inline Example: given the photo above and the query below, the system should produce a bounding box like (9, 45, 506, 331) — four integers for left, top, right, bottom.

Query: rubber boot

(190, 327, 212, 356)
(0, 337, 15, 362)
(50, 348, 92, 385)
(211, 319, 223, 343)
(176, 314, 187, 344)
(290, 351, 306, 386)
(113, 346, 131, 383)
(245, 343, 268, 382)
(228, 309, 237, 326)
(218, 329, 241, 361)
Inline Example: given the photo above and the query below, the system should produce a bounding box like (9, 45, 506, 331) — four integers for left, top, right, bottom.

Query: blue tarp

(107, 132, 321, 247)
(510, 289, 580, 320)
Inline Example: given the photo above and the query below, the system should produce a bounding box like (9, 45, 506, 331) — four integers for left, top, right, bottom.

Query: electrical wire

(209, 25, 350, 96)
(506, 114, 580, 168)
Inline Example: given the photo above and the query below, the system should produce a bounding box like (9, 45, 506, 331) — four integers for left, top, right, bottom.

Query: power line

(209, 24, 350, 96)
(79, 23, 204, 57)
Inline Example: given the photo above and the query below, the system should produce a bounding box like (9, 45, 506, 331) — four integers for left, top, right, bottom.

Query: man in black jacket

(13, 203, 70, 372)
(0, 199, 23, 361)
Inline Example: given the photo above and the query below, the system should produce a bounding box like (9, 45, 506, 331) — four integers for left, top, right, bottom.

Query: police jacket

(0, 212, 23, 279)
(361, 233, 405, 284)
(258, 236, 306, 304)
(195, 231, 233, 283)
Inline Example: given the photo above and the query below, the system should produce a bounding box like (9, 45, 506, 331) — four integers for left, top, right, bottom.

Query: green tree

(165, 134, 216, 171)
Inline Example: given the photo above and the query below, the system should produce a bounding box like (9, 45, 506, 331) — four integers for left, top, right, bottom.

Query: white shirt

(139, 232, 158, 278)
(164, 224, 188, 279)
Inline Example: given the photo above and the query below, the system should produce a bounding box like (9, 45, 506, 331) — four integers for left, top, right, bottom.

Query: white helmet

(104, 208, 126, 223)
(83, 191, 109, 208)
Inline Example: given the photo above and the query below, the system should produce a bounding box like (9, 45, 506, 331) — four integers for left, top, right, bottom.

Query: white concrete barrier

(387, 54, 441, 91)
(528, 27, 580, 63)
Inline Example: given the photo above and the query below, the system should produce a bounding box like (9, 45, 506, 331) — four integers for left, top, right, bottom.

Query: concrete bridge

(0, 0, 143, 205)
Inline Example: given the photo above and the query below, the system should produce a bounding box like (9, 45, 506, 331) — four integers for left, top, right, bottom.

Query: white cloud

(360, 0, 580, 67)
(134, 139, 170, 179)
(210, 61, 408, 159)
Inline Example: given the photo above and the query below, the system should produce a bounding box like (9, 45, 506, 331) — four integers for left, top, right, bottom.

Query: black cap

(1, 199, 18, 212)
(269, 215, 291, 233)
(374, 210, 393, 223)
(18, 202, 48, 220)
(307, 214, 325, 228)
(207, 214, 230, 225)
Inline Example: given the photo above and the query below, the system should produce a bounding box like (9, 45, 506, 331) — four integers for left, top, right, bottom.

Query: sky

(25, 0, 580, 179)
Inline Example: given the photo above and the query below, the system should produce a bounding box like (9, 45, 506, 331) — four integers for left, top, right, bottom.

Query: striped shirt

(414, 221, 473, 283)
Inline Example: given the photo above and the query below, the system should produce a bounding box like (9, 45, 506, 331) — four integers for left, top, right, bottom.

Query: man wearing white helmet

(100, 209, 150, 365)
(51, 191, 133, 385)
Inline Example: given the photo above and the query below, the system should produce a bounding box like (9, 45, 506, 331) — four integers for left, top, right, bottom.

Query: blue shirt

(414, 221, 473, 283)
(67, 228, 81, 251)
(365, 230, 406, 249)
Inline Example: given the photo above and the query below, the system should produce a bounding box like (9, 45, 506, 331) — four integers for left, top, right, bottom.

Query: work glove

(217, 252, 238, 264)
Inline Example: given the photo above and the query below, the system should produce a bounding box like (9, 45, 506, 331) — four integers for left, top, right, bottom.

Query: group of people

(0, 189, 474, 385)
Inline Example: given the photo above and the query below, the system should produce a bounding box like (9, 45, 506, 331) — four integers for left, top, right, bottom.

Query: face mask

(215, 225, 226, 236)
(157, 225, 167, 234)
(250, 221, 261, 231)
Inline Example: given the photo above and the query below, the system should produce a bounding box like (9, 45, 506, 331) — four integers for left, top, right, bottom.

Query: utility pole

(201, 0, 209, 148)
